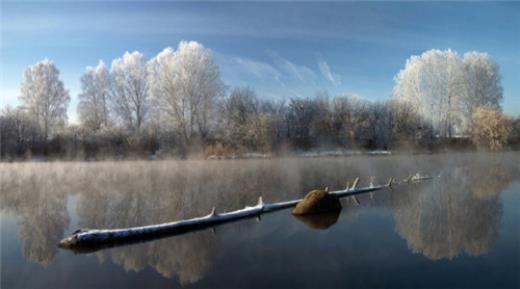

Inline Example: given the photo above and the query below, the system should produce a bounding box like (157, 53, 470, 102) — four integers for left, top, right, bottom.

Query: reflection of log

(59, 176, 426, 253)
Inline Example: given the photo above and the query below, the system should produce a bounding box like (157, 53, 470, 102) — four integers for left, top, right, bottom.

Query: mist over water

(1, 153, 519, 288)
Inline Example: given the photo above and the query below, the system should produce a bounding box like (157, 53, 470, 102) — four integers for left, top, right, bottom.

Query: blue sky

(1, 1, 519, 122)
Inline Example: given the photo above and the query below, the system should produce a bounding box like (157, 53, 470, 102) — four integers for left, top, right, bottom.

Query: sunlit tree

(471, 106, 512, 151)
(463, 52, 503, 129)
(19, 59, 70, 140)
(393, 49, 467, 137)
(148, 41, 224, 143)
(78, 61, 111, 130)
(110, 51, 149, 131)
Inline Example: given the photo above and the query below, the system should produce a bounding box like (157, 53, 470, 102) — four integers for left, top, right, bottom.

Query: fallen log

(59, 175, 428, 253)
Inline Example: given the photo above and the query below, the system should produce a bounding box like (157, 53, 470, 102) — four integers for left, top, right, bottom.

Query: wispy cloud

(217, 51, 349, 99)
(317, 56, 340, 86)
(234, 57, 281, 81)
(267, 50, 317, 82)
(216, 52, 322, 99)
(215, 52, 287, 97)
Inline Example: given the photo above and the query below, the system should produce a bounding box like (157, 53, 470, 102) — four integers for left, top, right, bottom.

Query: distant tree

(256, 98, 287, 152)
(78, 61, 111, 130)
(19, 59, 70, 140)
(372, 101, 393, 149)
(330, 96, 354, 147)
(286, 98, 314, 149)
(308, 92, 333, 146)
(0, 107, 42, 158)
(218, 87, 285, 153)
(148, 42, 224, 143)
(471, 106, 512, 151)
(286, 95, 331, 150)
(110, 51, 149, 131)
(388, 99, 429, 149)
(221, 87, 259, 148)
(508, 117, 520, 148)
(348, 97, 373, 147)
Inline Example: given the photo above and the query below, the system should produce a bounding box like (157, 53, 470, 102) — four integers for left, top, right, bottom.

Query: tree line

(1, 42, 519, 160)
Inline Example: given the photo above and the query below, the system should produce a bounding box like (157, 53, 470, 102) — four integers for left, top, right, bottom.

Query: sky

(1, 1, 519, 122)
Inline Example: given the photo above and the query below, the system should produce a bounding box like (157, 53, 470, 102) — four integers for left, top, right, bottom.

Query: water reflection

(0, 165, 70, 266)
(391, 162, 516, 260)
(0, 154, 518, 285)
(294, 210, 341, 230)
(101, 231, 217, 285)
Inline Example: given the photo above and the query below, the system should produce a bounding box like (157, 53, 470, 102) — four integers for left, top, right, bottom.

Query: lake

(1, 153, 519, 289)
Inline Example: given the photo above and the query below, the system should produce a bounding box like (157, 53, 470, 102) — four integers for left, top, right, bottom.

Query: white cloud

(216, 51, 353, 99)
(317, 56, 340, 86)
(267, 50, 317, 81)
(231, 56, 281, 82)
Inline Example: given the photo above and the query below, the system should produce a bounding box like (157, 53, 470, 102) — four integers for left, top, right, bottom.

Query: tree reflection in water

(0, 163, 70, 266)
(391, 161, 516, 260)
(0, 154, 518, 284)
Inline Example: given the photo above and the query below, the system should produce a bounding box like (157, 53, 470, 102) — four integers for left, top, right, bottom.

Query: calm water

(1, 153, 519, 289)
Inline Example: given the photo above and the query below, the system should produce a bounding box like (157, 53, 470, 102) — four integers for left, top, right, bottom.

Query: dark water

(1, 153, 519, 289)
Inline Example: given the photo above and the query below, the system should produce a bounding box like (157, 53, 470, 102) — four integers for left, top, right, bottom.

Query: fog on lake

(1, 153, 519, 288)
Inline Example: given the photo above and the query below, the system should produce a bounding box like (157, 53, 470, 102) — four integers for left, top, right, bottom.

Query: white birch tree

(148, 41, 224, 143)
(110, 51, 149, 131)
(78, 61, 111, 130)
(19, 59, 70, 140)
(394, 49, 469, 137)
(463, 52, 503, 129)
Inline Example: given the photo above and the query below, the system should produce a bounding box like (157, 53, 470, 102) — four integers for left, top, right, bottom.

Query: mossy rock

(292, 190, 342, 215)
(294, 210, 341, 230)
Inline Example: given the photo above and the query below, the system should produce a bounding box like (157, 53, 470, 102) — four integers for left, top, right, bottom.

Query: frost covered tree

(393, 49, 467, 137)
(463, 52, 503, 126)
(393, 49, 503, 137)
(148, 41, 224, 143)
(110, 51, 149, 131)
(78, 61, 111, 130)
(19, 59, 70, 140)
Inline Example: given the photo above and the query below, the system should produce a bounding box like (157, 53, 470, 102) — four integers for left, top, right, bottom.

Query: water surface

(1, 153, 519, 288)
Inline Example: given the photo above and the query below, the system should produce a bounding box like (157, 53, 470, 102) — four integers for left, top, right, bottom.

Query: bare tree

(110, 51, 149, 131)
(330, 96, 354, 147)
(388, 99, 432, 149)
(221, 87, 259, 149)
(0, 106, 42, 158)
(509, 117, 520, 148)
(19, 59, 70, 140)
(286, 95, 331, 150)
(78, 61, 111, 130)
